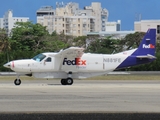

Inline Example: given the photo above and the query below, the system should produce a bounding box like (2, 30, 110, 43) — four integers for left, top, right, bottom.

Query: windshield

(32, 53, 46, 62)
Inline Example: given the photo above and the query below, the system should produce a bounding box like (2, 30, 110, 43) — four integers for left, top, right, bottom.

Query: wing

(136, 54, 156, 59)
(55, 47, 84, 58)
(53, 47, 85, 71)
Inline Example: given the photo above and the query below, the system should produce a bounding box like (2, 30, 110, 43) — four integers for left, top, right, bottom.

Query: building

(86, 20, 133, 39)
(134, 20, 160, 34)
(87, 31, 135, 39)
(0, 10, 29, 35)
(105, 20, 121, 32)
(0, 18, 3, 28)
(36, 2, 109, 36)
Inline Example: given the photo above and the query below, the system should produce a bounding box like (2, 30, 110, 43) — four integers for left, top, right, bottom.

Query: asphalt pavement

(0, 79, 160, 119)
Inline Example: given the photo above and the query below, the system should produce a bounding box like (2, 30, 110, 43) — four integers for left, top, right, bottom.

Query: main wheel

(61, 79, 67, 85)
(14, 79, 21, 85)
(66, 78, 73, 85)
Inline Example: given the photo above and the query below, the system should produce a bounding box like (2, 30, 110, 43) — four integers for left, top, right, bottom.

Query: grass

(0, 75, 160, 80)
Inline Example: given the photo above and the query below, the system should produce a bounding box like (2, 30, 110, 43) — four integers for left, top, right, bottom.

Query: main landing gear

(61, 71, 73, 85)
(61, 78, 73, 85)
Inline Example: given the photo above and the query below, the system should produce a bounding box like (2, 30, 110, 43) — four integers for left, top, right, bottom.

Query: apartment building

(0, 10, 29, 35)
(134, 20, 160, 34)
(36, 2, 108, 36)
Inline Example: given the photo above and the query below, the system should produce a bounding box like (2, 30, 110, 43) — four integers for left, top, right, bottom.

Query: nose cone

(3, 62, 11, 68)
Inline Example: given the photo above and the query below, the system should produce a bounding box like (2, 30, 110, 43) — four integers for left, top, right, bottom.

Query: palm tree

(0, 28, 10, 52)
(0, 28, 11, 62)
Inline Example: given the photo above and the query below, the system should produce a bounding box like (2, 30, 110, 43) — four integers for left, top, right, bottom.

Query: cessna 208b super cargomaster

(4, 29, 156, 85)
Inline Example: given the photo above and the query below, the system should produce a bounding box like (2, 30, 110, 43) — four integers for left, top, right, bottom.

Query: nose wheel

(14, 79, 21, 85)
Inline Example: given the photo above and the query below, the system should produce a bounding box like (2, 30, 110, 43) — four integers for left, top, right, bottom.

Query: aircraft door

(42, 57, 54, 71)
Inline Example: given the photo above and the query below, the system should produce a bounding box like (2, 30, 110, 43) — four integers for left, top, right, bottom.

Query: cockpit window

(32, 54, 46, 62)
(45, 57, 52, 62)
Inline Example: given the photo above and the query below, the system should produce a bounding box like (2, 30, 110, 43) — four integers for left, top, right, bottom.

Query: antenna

(139, 14, 142, 21)
(62, 1, 64, 7)
(135, 13, 142, 21)
(135, 13, 137, 21)
(56, 2, 59, 8)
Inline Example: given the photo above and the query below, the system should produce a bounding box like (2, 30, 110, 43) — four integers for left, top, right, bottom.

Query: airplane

(3, 29, 156, 86)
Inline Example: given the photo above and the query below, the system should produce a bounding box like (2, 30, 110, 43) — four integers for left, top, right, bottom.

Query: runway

(0, 79, 159, 113)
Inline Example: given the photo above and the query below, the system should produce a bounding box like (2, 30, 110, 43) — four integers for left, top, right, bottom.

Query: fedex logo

(143, 44, 155, 49)
(63, 58, 86, 66)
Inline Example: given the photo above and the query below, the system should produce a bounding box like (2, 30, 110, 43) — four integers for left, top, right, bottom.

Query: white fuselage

(10, 54, 128, 73)
(7, 49, 136, 79)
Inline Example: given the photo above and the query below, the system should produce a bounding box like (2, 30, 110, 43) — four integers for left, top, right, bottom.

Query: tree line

(0, 21, 160, 71)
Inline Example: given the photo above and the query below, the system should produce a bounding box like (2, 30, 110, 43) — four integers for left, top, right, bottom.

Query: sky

(0, 0, 160, 30)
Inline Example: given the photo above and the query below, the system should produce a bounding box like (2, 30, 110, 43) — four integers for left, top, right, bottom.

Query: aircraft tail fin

(132, 29, 156, 56)
(116, 29, 156, 70)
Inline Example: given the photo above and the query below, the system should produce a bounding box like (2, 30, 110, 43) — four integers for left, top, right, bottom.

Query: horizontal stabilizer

(136, 54, 156, 59)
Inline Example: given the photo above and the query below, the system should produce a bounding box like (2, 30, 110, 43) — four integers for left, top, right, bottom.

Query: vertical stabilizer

(116, 29, 156, 69)
(132, 29, 156, 56)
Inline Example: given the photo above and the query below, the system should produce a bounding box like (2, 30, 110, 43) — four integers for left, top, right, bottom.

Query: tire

(66, 78, 73, 85)
(61, 79, 67, 85)
(14, 79, 21, 85)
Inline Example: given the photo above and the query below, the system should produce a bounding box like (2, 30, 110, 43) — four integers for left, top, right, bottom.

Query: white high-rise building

(36, 2, 109, 36)
(0, 10, 29, 35)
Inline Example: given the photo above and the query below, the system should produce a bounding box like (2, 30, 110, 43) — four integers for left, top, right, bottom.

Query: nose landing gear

(14, 79, 21, 85)
(14, 75, 21, 85)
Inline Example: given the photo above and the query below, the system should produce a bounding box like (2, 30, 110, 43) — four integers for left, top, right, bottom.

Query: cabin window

(45, 57, 52, 62)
